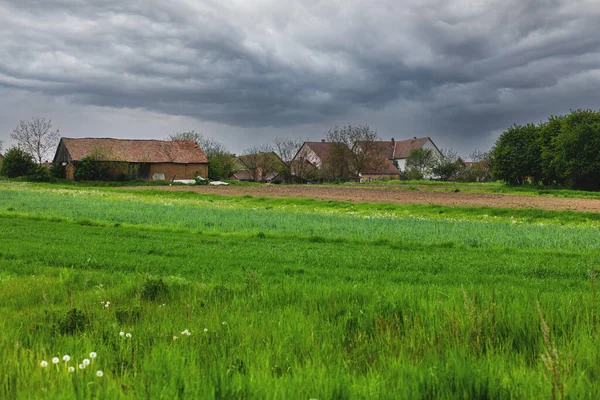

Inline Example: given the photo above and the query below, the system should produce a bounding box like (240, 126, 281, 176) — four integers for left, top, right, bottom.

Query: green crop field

(1, 182, 600, 399)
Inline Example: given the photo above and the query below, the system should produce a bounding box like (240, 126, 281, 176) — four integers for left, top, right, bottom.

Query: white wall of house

(294, 143, 322, 168)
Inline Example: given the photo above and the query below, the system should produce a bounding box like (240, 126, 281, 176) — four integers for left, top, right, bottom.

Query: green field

(1, 182, 600, 399)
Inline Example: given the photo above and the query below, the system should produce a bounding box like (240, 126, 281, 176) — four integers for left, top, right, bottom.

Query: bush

(141, 278, 169, 301)
(27, 165, 51, 182)
(74, 156, 106, 181)
(57, 308, 88, 335)
(49, 163, 66, 179)
(0, 147, 36, 178)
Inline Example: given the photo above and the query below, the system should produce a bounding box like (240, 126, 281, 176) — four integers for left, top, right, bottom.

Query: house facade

(53, 138, 208, 181)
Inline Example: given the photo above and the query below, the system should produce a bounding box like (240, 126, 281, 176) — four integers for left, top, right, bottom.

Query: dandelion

(181, 329, 191, 336)
(119, 331, 125, 337)
(52, 357, 60, 364)
(40, 360, 48, 367)
(222, 321, 227, 326)
(204, 328, 208, 333)
(125, 333, 132, 338)
(83, 359, 90, 366)
(173, 336, 178, 340)
(63, 355, 70, 362)
(79, 364, 85, 370)
(89, 352, 97, 359)
(96, 370, 104, 377)
(68, 366, 75, 373)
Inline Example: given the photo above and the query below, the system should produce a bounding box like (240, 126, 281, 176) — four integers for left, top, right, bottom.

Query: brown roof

(57, 138, 208, 164)
(361, 157, 400, 175)
(357, 137, 434, 160)
(304, 142, 334, 161)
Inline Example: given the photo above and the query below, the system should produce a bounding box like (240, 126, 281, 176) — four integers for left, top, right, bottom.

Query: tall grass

(1, 184, 599, 398)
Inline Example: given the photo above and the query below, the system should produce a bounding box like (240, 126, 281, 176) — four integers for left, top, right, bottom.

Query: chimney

(413, 136, 417, 140)
(391, 137, 395, 145)
(321, 139, 325, 143)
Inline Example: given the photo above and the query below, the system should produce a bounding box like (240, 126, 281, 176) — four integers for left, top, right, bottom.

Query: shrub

(49, 163, 66, 179)
(27, 165, 51, 182)
(0, 147, 36, 178)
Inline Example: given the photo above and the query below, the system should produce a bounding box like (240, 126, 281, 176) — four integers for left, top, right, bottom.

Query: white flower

(96, 370, 104, 377)
(79, 364, 85, 370)
(40, 360, 48, 367)
(119, 331, 125, 337)
(222, 321, 227, 326)
(125, 333, 132, 338)
(173, 336, 178, 340)
(83, 359, 90, 366)
(68, 366, 75, 373)
(89, 352, 97, 359)
(63, 355, 70, 362)
(204, 328, 208, 333)
(52, 357, 60, 364)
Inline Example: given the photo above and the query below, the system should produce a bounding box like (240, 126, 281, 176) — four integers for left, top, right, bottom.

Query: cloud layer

(1, 0, 599, 153)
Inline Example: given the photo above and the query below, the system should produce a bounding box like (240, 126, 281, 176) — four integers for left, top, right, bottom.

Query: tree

(405, 148, 437, 179)
(325, 124, 384, 181)
(539, 115, 564, 185)
(551, 109, 600, 190)
(0, 147, 36, 178)
(432, 148, 462, 181)
(491, 123, 542, 184)
(169, 131, 235, 180)
(241, 144, 279, 182)
(10, 117, 60, 163)
(273, 137, 304, 182)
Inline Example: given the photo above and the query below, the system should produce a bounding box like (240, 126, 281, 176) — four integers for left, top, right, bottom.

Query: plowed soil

(123, 185, 600, 212)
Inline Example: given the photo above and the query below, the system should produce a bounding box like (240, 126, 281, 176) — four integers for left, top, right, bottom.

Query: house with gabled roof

(53, 138, 208, 181)
(232, 152, 283, 183)
(373, 137, 443, 172)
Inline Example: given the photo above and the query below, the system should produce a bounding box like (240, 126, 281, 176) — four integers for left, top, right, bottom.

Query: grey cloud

(0, 0, 599, 153)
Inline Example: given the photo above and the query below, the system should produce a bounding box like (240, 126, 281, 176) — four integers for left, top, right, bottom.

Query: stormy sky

(1, 0, 599, 158)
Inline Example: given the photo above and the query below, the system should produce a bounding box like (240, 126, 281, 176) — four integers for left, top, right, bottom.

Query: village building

(53, 138, 208, 181)
(232, 152, 283, 183)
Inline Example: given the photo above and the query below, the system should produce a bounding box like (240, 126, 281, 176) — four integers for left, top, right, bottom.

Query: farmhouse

(53, 138, 208, 181)
(371, 137, 443, 172)
(291, 141, 341, 181)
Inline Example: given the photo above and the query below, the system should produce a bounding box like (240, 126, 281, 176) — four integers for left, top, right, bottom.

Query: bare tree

(325, 124, 384, 181)
(273, 137, 304, 182)
(241, 144, 278, 182)
(10, 117, 60, 163)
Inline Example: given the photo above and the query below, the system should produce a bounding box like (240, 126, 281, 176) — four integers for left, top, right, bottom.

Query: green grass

(1, 182, 600, 398)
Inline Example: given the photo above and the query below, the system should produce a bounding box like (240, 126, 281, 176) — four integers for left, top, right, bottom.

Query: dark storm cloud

(1, 0, 599, 149)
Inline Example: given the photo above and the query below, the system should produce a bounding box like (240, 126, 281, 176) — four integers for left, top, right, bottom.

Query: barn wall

(66, 164, 75, 180)
(149, 163, 208, 180)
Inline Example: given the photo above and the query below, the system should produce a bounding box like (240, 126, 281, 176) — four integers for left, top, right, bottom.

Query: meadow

(1, 182, 600, 399)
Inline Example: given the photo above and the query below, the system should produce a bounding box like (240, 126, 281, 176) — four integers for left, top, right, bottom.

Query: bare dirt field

(123, 185, 600, 212)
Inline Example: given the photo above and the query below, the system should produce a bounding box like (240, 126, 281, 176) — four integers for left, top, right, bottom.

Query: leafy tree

(50, 163, 67, 179)
(538, 115, 564, 185)
(0, 147, 36, 178)
(551, 109, 600, 190)
(10, 117, 60, 163)
(432, 148, 463, 181)
(405, 148, 437, 179)
(491, 123, 542, 184)
(325, 124, 383, 181)
(28, 165, 51, 182)
(74, 156, 104, 181)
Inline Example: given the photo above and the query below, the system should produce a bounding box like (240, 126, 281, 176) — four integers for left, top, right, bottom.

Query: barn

(53, 138, 208, 181)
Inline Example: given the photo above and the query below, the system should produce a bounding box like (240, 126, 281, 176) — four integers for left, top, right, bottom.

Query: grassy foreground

(1, 183, 600, 399)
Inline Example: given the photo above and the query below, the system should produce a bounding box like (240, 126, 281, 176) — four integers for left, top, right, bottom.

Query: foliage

(49, 163, 67, 179)
(432, 148, 462, 181)
(74, 156, 106, 181)
(405, 148, 436, 178)
(273, 137, 305, 182)
(325, 124, 383, 181)
(0, 147, 36, 177)
(57, 308, 88, 335)
(207, 154, 236, 180)
(27, 165, 52, 182)
(240, 145, 280, 182)
(10, 117, 60, 163)
(491, 123, 542, 184)
(491, 109, 600, 190)
(141, 278, 169, 301)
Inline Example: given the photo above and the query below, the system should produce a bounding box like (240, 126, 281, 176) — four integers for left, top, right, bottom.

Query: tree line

(491, 109, 600, 190)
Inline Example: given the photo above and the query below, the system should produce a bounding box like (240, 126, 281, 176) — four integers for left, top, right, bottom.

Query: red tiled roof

(360, 157, 400, 174)
(58, 138, 208, 164)
(393, 137, 431, 159)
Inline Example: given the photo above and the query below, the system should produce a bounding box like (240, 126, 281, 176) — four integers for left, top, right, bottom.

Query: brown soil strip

(121, 185, 600, 213)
